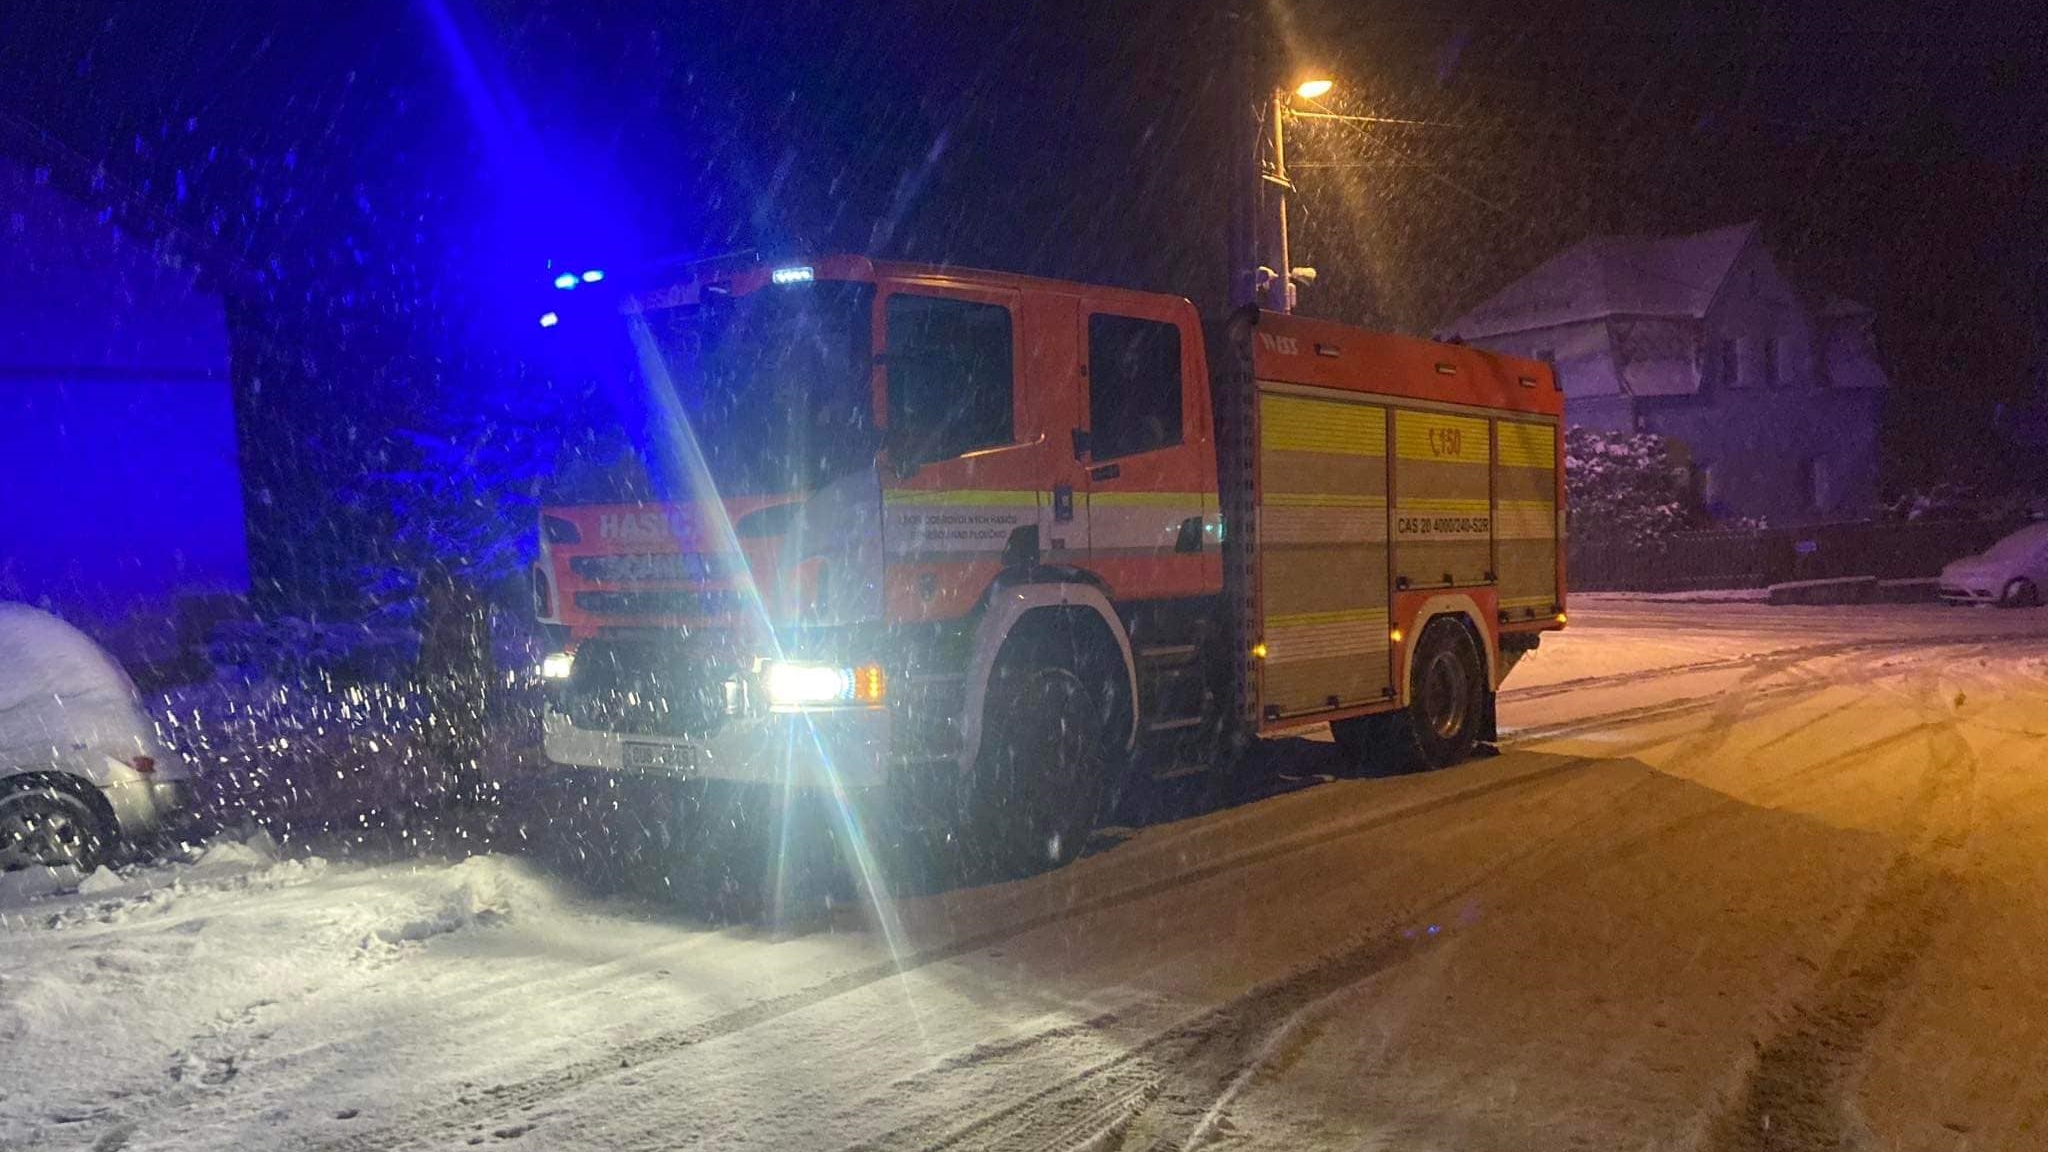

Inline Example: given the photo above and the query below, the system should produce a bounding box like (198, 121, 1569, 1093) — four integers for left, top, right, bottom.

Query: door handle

(1089, 464, 1121, 482)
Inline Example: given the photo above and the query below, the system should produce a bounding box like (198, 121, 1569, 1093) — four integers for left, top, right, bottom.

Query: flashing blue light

(771, 266, 815, 285)
(538, 311, 560, 328)
(581, 268, 605, 283)
(552, 273, 579, 290)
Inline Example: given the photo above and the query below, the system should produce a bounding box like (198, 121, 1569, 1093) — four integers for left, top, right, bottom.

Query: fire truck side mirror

(1070, 427, 1093, 461)
(882, 427, 923, 479)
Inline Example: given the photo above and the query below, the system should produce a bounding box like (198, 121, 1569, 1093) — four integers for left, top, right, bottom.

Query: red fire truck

(534, 255, 1563, 876)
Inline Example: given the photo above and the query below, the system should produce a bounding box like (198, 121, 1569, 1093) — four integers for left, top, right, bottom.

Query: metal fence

(1566, 518, 2027, 593)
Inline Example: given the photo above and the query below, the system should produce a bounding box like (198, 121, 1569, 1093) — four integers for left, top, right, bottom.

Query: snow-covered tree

(1564, 427, 1691, 549)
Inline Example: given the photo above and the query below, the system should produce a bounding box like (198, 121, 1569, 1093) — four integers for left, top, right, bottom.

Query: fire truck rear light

(1555, 612, 1568, 626)
(1388, 628, 1403, 644)
(1251, 642, 1268, 660)
(129, 755, 156, 775)
(540, 652, 575, 680)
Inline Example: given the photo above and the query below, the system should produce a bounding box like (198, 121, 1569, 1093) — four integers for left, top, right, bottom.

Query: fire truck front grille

(569, 553, 721, 582)
(562, 635, 742, 738)
(572, 590, 749, 617)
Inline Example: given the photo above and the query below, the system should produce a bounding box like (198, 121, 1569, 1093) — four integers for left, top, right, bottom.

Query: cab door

(876, 281, 1079, 624)
(1074, 297, 1219, 602)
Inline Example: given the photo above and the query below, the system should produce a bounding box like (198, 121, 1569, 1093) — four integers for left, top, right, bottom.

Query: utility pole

(1261, 84, 1295, 313)
(1226, 4, 1330, 315)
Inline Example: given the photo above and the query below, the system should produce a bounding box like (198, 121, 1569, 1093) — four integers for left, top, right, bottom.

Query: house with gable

(0, 150, 248, 669)
(1442, 222, 1888, 524)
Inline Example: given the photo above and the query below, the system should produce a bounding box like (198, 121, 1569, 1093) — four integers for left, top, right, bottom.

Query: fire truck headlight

(540, 652, 576, 680)
(762, 661, 886, 709)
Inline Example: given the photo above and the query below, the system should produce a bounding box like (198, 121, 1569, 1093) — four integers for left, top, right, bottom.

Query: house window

(1804, 456, 1832, 511)
(1693, 460, 1723, 512)
(1761, 336, 1781, 388)
(1720, 338, 1745, 388)
(884, 294, 1014, 464)
(1087, 314, 1184, 459)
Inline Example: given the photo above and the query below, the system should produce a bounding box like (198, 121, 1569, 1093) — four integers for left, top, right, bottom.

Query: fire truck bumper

(541, 707, 893, 789)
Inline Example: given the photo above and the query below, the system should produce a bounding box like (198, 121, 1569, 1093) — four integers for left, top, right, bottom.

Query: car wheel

(0, 780, 114, 872)
(968, 648, 1111, 881)
(2001, 578, 2041, 608)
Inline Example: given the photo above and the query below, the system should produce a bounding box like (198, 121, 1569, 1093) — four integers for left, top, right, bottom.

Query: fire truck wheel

(1405, 618, 1487, 769)
(969, 653, 1112, 881)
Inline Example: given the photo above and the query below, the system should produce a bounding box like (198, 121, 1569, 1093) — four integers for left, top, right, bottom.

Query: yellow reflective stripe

(1495, 500, 1557, 540)
(1263, 607, 1391, 664)
(1090, 490, 1208, 507)
(1266, 607, 1389, 628)
(884, 489, 1039, 507)
(1500, 594, 1558, 608)
(1397, 497, 1491, 514)
(1262, 492, 1386, 508)
(1394, 411, 1489, 464)
(1261, 394, 1386, 456)
(1497, 422, 1556, 469)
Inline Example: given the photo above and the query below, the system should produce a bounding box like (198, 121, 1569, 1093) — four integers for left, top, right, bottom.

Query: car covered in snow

(0, 603, 193, 870)
(1938, 522, 2048, 607)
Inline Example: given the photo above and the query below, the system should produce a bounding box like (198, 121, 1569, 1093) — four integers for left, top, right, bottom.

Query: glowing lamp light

(1294, 78, 1335, 100)
(538, 311, 560, 328)
(581, 269, 605, 283)
(1389, 628, 1404, 644)
(540, 651, 575, 680)
(1555, 612, 1569, 626)
(771, 265, 815, 285)
(762, 660, 887, 709)
(552, 272, 579, 290)
(1251, 642, 1269, 660)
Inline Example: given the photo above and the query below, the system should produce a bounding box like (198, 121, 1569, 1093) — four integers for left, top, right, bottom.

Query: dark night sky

(3, 0, 2043, 501)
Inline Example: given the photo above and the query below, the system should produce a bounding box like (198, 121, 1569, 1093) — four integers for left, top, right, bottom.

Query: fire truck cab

(535, 255, 1563, 876)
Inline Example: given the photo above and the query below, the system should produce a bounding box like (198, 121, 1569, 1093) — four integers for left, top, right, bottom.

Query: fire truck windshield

(641, 279, 877, 495)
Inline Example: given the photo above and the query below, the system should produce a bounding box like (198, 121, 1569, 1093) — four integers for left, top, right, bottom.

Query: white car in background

(1938, 522, 2048, 608)
(0, 603, 193, 871)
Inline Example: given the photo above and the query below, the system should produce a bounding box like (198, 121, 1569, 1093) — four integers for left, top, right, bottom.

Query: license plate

(623, 741, 696, 772)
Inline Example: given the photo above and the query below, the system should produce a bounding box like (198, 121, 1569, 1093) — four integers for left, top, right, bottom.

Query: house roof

(1445, 222, 1760, 339)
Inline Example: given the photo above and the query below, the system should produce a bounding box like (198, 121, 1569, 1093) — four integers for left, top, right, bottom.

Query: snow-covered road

(6, 601, 2047, 1151)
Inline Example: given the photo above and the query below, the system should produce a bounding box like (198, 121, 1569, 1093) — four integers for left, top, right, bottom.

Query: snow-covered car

(0, 603, 193, 871)
(1938, 522, 2048, 607)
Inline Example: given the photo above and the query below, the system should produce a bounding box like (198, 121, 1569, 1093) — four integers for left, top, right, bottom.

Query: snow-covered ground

(4, 600, 2047, 1151)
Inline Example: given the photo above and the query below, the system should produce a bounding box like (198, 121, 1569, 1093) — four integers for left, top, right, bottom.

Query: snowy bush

(1564, 427, 1691, 549)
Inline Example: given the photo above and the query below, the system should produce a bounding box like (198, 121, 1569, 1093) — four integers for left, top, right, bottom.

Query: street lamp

(1252, 75, 1334, 312)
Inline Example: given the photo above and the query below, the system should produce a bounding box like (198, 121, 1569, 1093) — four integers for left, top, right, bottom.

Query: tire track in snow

(303, 753, 1609, 1152)
(863, 751, 1692, 1152)
(1705, 672, 1981, 1152)
(1500, 630, 2032, 706)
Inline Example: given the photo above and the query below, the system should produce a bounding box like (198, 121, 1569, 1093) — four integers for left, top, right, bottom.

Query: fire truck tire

(1405, 618, 1487, 769)
(966, 622, 1119, 880)
(1332, 617, 1486, 773)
